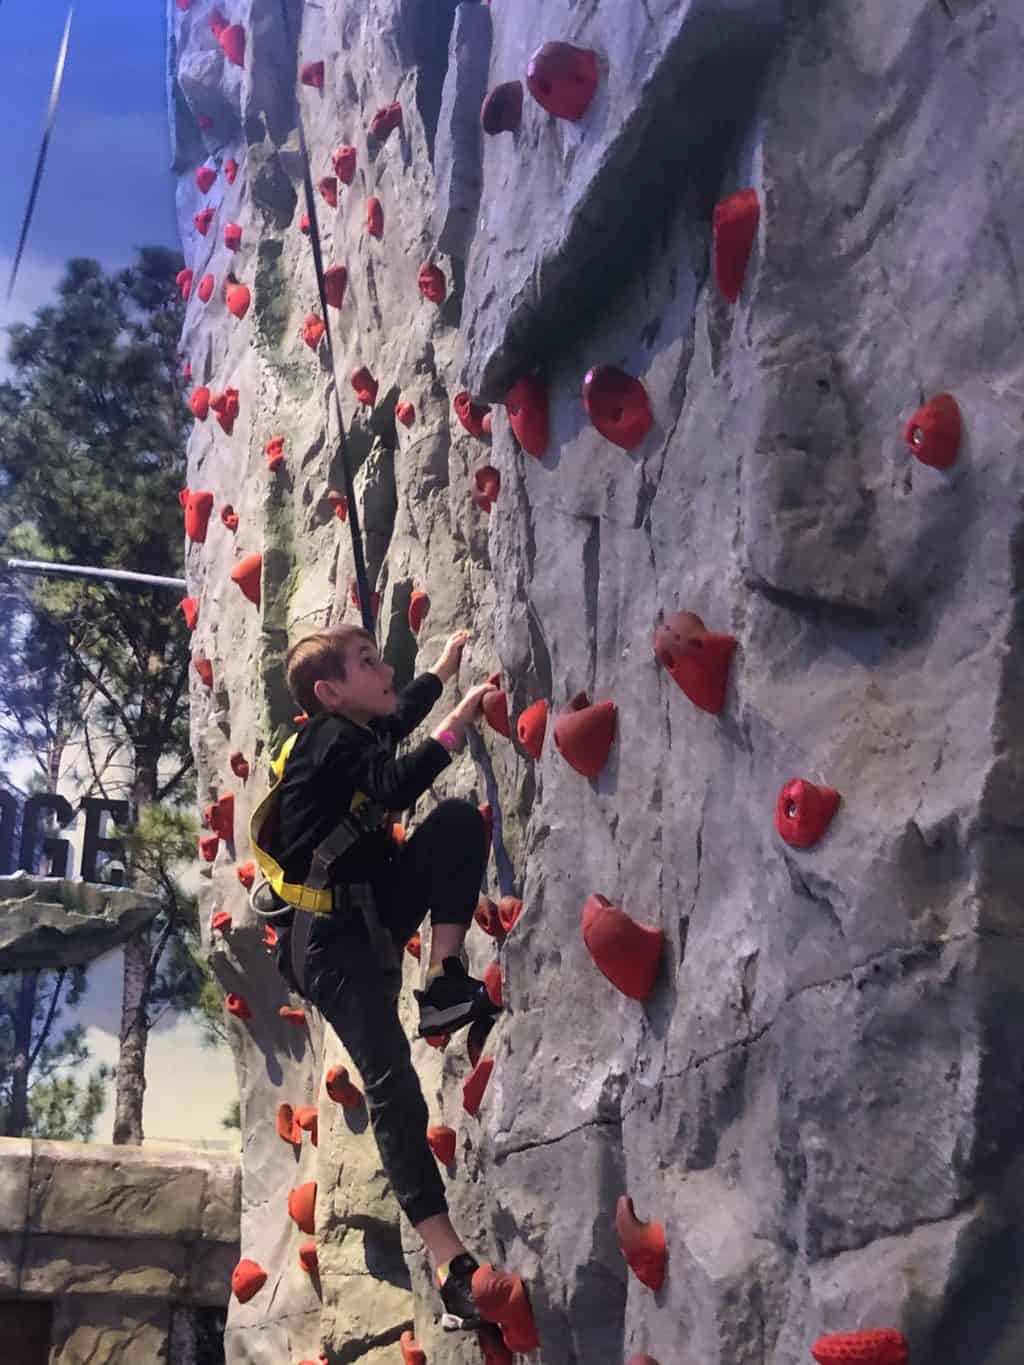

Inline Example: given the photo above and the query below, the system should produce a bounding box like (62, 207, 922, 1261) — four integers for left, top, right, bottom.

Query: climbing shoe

(415, 957, 499, 1039)
(438, 1252, 482, 1331)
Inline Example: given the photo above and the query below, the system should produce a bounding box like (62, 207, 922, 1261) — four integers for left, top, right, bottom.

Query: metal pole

(5, 559, 186, 592)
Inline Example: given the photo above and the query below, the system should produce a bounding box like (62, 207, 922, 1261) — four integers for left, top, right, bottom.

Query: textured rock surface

(0, 874, 164, 970)
(169, 0, 1024, 1362)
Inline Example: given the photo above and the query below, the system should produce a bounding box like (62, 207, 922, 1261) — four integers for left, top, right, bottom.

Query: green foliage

(222, 1098, 241, 1131)
(28, 1063, 113, 1142)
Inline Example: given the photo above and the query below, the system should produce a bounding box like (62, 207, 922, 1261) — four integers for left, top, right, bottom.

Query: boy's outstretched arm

(386, 629, 469, 742)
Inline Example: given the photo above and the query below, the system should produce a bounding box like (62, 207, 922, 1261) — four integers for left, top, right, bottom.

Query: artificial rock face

(169, 1, 1024, 1362)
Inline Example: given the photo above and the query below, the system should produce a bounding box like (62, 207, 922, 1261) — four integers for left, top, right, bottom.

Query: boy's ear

(312, 677, 337, 708)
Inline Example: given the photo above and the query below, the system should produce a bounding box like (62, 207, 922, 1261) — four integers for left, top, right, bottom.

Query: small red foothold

(904, 392, 961, 470)
(366, 197, 384, 238)
(277, 1102, 301, 1146)
(654, 610, 736, 715)
(396, 400, 415, 427)
(400, 1330, 427, 1365)
(279, 1005, 306, 1025)
(193, 655, 214, 688)
(224, 222, 243, 250)
(211, 911, 232, 934)
(477, 1324, 515, 1365)
(462, 1055, 494, 1117)
(224, 158, 238, 184)
(553, 692, 617, 779)
(625, 1357, 662, 1365)
(231, 1258, 267, 1303)
(327, 489, 348, 521)
(228, 754, 247, 785)
(299, 212, 310, 235)
(475, 896, 505, 942)
(348, 578, 380, 619)
(263, 923, 277, 948)
(200, 833, 220, 862)
(479, 803, 493, 850)
(482, 412, 492, 436)
(482, 688, 511, 739)
(294, 712, 309, 727)
(582, 894, 664, 1001)
(179, 597, 199, 631)
(221, 505, 239, 532)
(497, 897, 522, 935)
(481, 81, 523, 135)
(473, 466, 501, 515)
(332, 144, 356, 184)
(405, 931, 421, 960)
(325, 1065, 363, 1108)
(615, 1195, 666, 1291)
(506, 375, 549, 457)
(182, 357, 192, 381)
(713, 188, 760, 303)
(484, 961, 503, 1008)
(298, 1239, 318, 1275)
(294, 1105, 319, 1146)
(583, 366, 652, 450)
(318, 176, 338, 208)
(218, 24, 245, 67)
(303, 312, 326, 351)
(176, 0, 191, 11)
(288, 1181, 317, 1235)
(323, 264, 348, 309)
(176, 268, 194, 300)
(184, 490, 215, 543)
(516, 699, 548, 759)
(454, 391, 490, 438)
(198, 113, 213, 130)
(351, 366, 378, 406)
(194, 207, 215, 237)
(810, 1330, 909, 1365)
(224, 992, 250, 1019)
(418, 263, 447, 305)
(265, 435, 285, 471)
(231, 553, 262, 607)
(210, 387, 240, 433)
(195, 165, 217, 194)
(225, 278, 251, 320)
(426, 1123, 456, 1166)
(197, 273, 215, 304)
(471, 1264, 540, 1353)
(527, 41, 599, 122)
(408, 590, 429, 634)
(237, 861, 256, 889)
(368, 102, 403, 141)
(300, 60, 325, 89)
(423, 1033, 450, 1049)
(775, 778, 841, 849)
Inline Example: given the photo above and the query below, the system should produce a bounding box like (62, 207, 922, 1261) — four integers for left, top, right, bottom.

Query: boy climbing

(265, 621, 501, 1330)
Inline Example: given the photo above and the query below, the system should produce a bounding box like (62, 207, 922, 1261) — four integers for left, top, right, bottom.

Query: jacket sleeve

(323, 725, 451, 810)
(384, 672, 445, 743)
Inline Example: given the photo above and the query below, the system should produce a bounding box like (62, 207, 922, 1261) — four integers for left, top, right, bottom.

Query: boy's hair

(285, 624, 376, 716)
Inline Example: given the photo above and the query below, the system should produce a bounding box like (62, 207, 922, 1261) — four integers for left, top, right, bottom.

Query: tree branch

(155, 753, 193, 804)
(28, 969, 66, 1072)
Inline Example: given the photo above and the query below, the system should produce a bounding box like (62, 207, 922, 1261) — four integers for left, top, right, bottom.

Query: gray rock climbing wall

(169, 0, 1024, 1362)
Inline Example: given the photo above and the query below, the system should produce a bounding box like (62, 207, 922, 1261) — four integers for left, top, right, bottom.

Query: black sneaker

(415, 957, 500, 1039)
(439, 1252, 482, 1331)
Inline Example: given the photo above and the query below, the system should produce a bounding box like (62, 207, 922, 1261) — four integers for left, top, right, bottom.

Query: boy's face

(314, 637, 397, 722)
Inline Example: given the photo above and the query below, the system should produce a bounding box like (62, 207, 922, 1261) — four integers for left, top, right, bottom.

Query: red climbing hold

(300, 60, 325, 89)
(506, 375, 549, 457)
(176, 0, 191, 10)
(225, 278, 251, 320)
(332, 145, 356, 184)
(408, 591, 429, 634)
(477, 1325, 515, 1365)
(516, 699, 548, 759)
(904, 392, 961, 470)
(471, 1265, 540, 1353)
(366, 197, 384, 239)
(497, 897, 522, 935)
(426, 1124, 456, 1165)
(294, 712, 309, 727)
(176, 268, 194, 300)
(583, 366, 652, 450)
(299, 212, 310, 235)
(368, 102, 403, 141)
(210, 12, 228, 39)
(616, 1195, 666, 1292)
(482, 412, 493, 436)
(654, 610, 736, 715)
(288, 1181, 317, 1235)
(211, 911, 232, 934)
(189, 387, 209, 420)
(197, 273, 215, 304)
(231, 553, 263, 608)
(279, 1005, 306, 1025)
(474, 466, 500, 514)
(553, 692, 617, 779)
(211, 793, 234, 841)
(303, 312, 326, 351)
(479, 803, 494, 850)
(475, 896, 505, 942)
(418, 263, 446, 305)
(298, 1240, 318, 1275)
(324, 264, 348, 309)
(294, 1105, 319, 1145)
(400, 1331, 426, 1365)
(237, 862, 256, 889)
(483, 962, 503, 1009)
(327, 489, 348, 521)
(713, 188, 760, 304)
(810, 1330, 909, 1365)
(318, 176, 338, 208)
(423, 1032, 450, 1049)
(194, 207, 215, 237)
(198, 113, 214, 130)
(224, 222, 243, 250)
(219, 24, 245, 67)
(200, 831, 220, 864)
(263, 924, 277, 948)
(775, 778, 841, 849)
(211, 388, 240, 435)
(348, 579, 381, 619)
(481, 81, 523, 135)
(230, 752, 249, 780)
(221, 505, 239, 533)
(224, 992, 251, 1020)
(526, 42, 599, 122)
(482, 688, 511, 739)
(396, 400, 415, 427)
(184, 490, 215, 543)
(405, 932, 421, 959)
(194, 655, 214, 688)
(454, 391, 490, 438)
(351, 366, 378, 406)
(179, 597, 199, 631)
(277, 1102, 301, 1146)
(582, 894, 664, 1001)
(195, 165, 216, 194)
(224, 158, 238, 185)
(265, 436, 285, 472)
(325, 1066, 363, 1109)
(182, 358, 192, 381)
(231, 1259, 267, 1303)
(625, 1357, 661, 1365)
(462, 1056, 494, 1117)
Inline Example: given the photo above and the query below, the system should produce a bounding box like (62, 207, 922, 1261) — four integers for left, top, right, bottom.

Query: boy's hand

(435, 629, 470, 683)
(454, 681, 499, 724)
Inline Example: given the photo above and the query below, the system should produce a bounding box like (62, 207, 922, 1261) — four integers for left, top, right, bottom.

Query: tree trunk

(5, 973, 38, 1136)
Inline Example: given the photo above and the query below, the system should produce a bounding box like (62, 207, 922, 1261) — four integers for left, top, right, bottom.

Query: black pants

(291, 798, 486, 1226)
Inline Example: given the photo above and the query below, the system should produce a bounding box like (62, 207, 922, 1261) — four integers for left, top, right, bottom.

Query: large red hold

(475, 896, 505, 943)
(526, 42, 599, 122)
(481, 81, 523, 135)
(300, 60, 325, 89)
(582, 894, 664, 1001)
(225, 278, 251, 319)
(477, 1325, 515, 1365)
(408, 590, 429, 634)
(230, 752, 250, 780)
(516, 699, 548, 759)
(325, 1065, 363, 1108)
(211, 387, 240, 434)
(904, 392, 961, 470)
(713, 188, 760, 303)
(400, 1331, 427, 1365)
(197, 273, 215, 304)
(237, 862, 256, 889)
(616, 1195, 666, 1291)
(189, 387, 210, 420)
(209, 792, 234, 841)
(224, 158, 239, 185)
(474, 466, 500, 513)
(775, 778, 841, 849)
(211, 910, 232, 934)
(288, 1181, 317, 1235)
(324, 264, 348, 309)
(472, 1264, 540, 1353)
(462, 1056, 494, 1117)
(179, 597, 199, 631)
(482, 688, 510, 739)
(224, 222, 243, 250)
(231, 553, 262, 607)
(654, 610, 736, 715)
(231, 1259, 267, 1303)
(193, 655, 214, 688)
(327, 489, 348, 521)
(199, 832, 219, 862)
(265, 436, 285, 472)
(368, 102, 402, 141)
(318, 176, 338, 208)
(195, 165, 217, 194)
(454, 391, 490, 438)
(277, 1102, 301, 1146)
(553, 692, 617, 779)
(483, 961, 503, 1008)
(298, 1240, 318, 1275)
(351, 366, 378, 406)
(506, 374, 549, 457)
(194, 207, 215, 236)
(224, 992, 251, 1020)
(219, 24, 245, 67)
(497, 897, 522, 935)
(184, 490, 215, 543)
(176, 268, 194, 300)
(427, 1124, 456, 1165)
(221, 505, 239, 532)
(418, 263, 446, 305)
(396, 400, 415, 427)
(303, 312, 326, 351)
(366, 197, 384, 238)
(583, 366, 652, 450)
(810, 1330, 909, 1365)
(294, 1105, 319, 1145)
(332, 144, 356, 184)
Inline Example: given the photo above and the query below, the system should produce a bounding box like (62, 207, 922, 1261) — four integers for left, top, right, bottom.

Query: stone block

(20, 1233, 186, 1298)
(49, 1295, 169, 1365)
(0, 1233, 25, 1294)
(0, 1138, 33, 1235)
(200, 1153, 243, 1244)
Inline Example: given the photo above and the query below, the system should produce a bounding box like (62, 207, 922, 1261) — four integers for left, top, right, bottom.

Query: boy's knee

(433, 798, 486, 834)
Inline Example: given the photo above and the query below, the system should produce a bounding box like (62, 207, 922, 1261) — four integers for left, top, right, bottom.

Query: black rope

(275, 0, 376, 636)
(6, 8, 74, 304)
